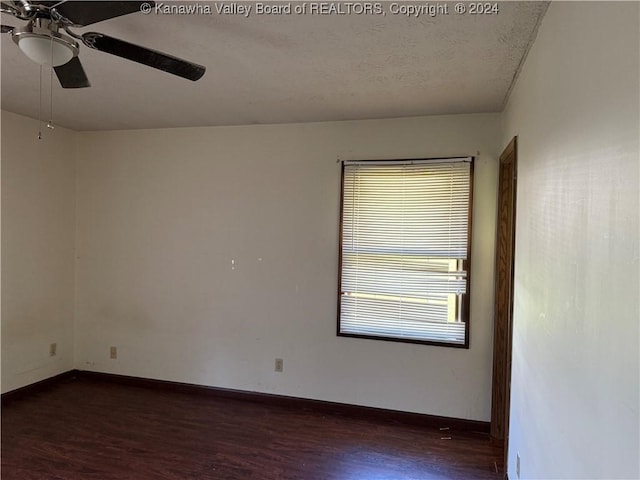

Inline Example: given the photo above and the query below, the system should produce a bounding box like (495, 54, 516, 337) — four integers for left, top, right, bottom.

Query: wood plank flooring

(2, 377, 502, 479)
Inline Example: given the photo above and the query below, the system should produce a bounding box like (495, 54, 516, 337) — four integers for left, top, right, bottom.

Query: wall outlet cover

(275, 358, 283, 372)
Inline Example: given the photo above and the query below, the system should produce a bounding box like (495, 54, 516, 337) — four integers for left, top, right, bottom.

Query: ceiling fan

(0, 1, 206, 88)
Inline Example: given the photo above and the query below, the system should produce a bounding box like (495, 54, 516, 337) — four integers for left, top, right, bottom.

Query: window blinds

(339, 158, 472, 346)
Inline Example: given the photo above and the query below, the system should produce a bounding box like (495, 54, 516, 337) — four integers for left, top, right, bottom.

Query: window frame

(336, 157, 474, 349)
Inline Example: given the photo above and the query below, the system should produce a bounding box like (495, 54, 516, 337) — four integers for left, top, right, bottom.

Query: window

(337, 157, 473, 348)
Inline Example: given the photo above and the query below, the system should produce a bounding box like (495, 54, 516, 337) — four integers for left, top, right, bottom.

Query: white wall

(74, 113, 500, 421)
(1, 110, 77, 393)
(502, 2, 639, 479)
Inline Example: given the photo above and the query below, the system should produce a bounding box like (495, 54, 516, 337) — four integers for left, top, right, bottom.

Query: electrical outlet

(49, 343, 57, 357)
(275, 358, 283, 372)
(516, 452, 521, 479)
(110, 346, 117, 359)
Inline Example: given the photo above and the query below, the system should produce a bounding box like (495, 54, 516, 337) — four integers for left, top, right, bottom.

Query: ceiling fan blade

(0, 2, 17, 15)
(53, 1, 154, 26)
(1, 24, 14, 33)
(82, 33, 206, 81)
(54, 56, 91, 88)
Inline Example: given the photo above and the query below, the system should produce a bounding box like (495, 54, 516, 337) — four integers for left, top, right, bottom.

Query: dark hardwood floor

(2, 377, 502, 479)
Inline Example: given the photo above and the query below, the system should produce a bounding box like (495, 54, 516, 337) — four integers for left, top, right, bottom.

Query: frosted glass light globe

(18, 36, 74, 66)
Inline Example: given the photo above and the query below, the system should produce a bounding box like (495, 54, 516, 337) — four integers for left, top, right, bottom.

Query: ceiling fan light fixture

(3, 1, 204, 89)
(18, 36, 72, 66)
(12, 26, 79, 67)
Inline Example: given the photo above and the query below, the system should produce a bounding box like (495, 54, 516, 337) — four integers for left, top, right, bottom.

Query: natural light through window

(338, 158, 473, 347)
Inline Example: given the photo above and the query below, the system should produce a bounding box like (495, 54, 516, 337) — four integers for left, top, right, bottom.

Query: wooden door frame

(491, 137, 518, 470)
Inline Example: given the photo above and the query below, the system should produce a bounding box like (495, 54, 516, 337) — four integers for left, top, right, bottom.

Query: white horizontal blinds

(340, 158, 471, 345)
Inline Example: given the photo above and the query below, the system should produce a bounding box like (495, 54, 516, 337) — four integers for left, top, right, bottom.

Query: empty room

(1, 1, 638, 479)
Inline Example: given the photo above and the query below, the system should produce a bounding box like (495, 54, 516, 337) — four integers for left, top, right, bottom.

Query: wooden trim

(491, 136, 518, 470)
(500, 137, 516, 161)
(77, 370, 489, 432)
(13, 369, 489, 433)
(337, 331, 469, 349)
(464, 157, 475, 348)
(1, 370, 77, 406)
(336, 160, 346, 338)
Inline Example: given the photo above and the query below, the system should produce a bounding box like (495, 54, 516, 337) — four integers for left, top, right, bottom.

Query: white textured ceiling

(1, 1, 547, 131)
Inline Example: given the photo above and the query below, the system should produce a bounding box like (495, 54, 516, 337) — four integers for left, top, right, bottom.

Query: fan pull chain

(47, 34, 54, 130)
(37, 65, 42, 140)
